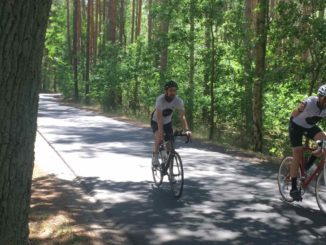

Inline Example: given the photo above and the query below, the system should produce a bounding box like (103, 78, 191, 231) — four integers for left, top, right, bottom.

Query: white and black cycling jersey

(151, 94, 185, 124)
(292, 96, 326, 129)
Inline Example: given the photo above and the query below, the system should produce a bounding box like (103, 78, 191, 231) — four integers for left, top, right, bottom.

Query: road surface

(36, 94, 326, 245)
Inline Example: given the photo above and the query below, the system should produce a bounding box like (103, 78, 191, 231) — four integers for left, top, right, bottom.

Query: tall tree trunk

(187, 0, 195, 129)
(319, 1, 325, 18)
(136, 0, 142, 40)
(94, 0, 99, 63)
(252, 0, 269, 152)
(66, 0, 73, 65)
(202, 14, 211, 124)
(119, 0, 126, 45)
(242, 0, 254, 143)
(73, 0, 80, 100)
(158, 0, 170, 86)
(0, 1, 51, 243)
(108, 0, 116, 43)
(77, 0, 82, 50)
(131, 0, 136, 43)
(209, 22, 216, 140)
(148, 0, 153, 42)
(85, 0, 93, 103)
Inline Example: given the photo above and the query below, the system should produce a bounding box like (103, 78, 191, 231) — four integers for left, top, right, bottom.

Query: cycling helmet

(318, 85, 326, 96)
(164, 80, 178, 90)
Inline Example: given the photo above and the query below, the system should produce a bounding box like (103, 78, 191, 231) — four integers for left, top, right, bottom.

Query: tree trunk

(252, 0, 269, 152)
(108, 0, 116, 43)
(73, 0, 80, 101)
(119, 0, 126, 45)
(187, 0, 195, 129)
(209, 22, 216, 140)
(66, 0, 73, 65)
(148, 0, 153, 42)
(85, 0, 93, 103)
(136, 0, 142, 40)
(94, 0, 99, 63)
(202, 14, 211, 124)
(158, 0, 170, 86)
(131, 0, 136, 43)
(0, 1, 51, 243)
(242, 0, 254, 143)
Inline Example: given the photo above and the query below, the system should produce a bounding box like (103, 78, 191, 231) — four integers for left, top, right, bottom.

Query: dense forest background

(42, 0, 326, 155)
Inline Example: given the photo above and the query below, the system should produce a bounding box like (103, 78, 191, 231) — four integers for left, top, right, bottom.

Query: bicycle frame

(300, 147, 325, 189)
(159, 130, 190, 174)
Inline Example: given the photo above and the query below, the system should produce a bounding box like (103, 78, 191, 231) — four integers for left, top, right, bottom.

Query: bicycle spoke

(169, 152, 184, 198)
(316, 171, 326, 215)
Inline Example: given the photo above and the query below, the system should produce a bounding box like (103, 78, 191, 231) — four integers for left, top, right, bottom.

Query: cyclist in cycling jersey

(289, 84, 326, 201)
(151, 80, 192, 167)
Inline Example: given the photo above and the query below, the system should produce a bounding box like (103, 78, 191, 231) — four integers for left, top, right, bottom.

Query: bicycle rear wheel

(315, 171, 326, 215)
(278, 156, 301, 202)
(168, 152, 184, 198)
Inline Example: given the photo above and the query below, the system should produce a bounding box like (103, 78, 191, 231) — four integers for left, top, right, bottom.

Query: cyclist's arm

(179, 110, 190, 131)
(291, 101, 306, 118)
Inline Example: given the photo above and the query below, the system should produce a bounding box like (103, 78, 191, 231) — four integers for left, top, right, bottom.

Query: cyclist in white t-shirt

(151, 80, 192, 167)
(288, 84, 326, 201)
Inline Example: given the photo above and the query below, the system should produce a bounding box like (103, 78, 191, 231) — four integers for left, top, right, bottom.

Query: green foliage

(43, 0, 326, 156)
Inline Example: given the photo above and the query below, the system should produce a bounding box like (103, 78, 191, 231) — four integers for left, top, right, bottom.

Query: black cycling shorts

(151, 120, 173, 141)
(288, 118, 322, 147)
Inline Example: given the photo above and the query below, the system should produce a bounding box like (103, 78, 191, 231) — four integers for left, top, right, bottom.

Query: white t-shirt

(292, 96, 326, 128)
(152, 94, 185, 124)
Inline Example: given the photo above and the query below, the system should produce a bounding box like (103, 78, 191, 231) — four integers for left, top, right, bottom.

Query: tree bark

(136, 0, 142, 40)
(209, 22, 216, 141)
(0, 1, 52, 243)
(85, 0, 93, 103)
(252, 0, 269, 152)
(73, 0, 81, 101)
(66, 0, 73, 65)
(119, 0, 126, 45)
(158, 0, 170, 85)
(148, 0, 153, 42)
(202, 14, 211, 124)
(242, 0, 255, 142)
(131, 0, 136, 43)
(187, 0, 195, 129)
(108, 0, 116, 43)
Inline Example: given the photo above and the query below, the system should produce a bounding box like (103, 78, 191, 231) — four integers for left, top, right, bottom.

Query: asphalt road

(36, 94, 326, 245)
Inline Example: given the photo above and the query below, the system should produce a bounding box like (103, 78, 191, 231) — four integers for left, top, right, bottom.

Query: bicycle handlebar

(316, 140, 326, 149)
(173, 130, 192, 143)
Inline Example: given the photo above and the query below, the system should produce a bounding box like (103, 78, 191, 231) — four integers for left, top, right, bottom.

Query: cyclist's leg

(289, 119, 304, 200)
(164, 122, 174, 153)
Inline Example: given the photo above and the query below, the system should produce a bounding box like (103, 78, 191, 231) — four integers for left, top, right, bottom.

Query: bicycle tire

(152, 152, 164, 187)
(315, 170, 326, 215)
(277, 156, 301, 202)
(168, 152, 184, 198)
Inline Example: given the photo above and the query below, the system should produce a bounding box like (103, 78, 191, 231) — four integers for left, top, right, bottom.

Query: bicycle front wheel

(315, 171, 326, 215)
(169, 152, 184, 198)
(278, 156, 296, 202)
(152, 158, 163, 187)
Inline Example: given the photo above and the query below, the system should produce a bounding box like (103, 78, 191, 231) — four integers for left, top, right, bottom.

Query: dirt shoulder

(30, 142, 132, 245)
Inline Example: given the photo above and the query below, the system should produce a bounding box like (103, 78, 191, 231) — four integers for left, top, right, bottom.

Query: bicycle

(277, 140, 326, 214)
(151, 130, 191, 198)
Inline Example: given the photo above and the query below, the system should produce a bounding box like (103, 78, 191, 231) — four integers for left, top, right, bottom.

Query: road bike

(152, 130, 191, 198)
(278, 140, 326, 214)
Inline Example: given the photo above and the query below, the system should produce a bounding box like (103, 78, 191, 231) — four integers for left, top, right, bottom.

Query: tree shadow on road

(77, 174, 326, 245)
(29, 173, 129, 245)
